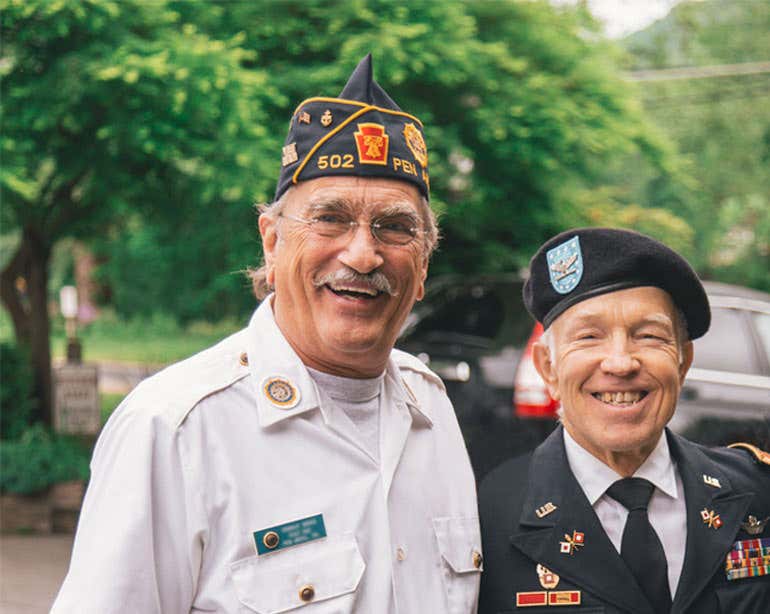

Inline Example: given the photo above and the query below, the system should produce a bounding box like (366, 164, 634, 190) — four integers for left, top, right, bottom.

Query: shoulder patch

(728, 442, 770, 467)
(391, 348, 445, 390)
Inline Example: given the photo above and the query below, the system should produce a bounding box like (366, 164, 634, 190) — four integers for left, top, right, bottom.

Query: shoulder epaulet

(728, 442, 770, 466)
(391, 348, 445, 390)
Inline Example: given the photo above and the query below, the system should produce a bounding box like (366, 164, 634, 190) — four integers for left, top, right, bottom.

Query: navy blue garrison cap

(523, 227, 711, 339)
(274, 54, 430, 201)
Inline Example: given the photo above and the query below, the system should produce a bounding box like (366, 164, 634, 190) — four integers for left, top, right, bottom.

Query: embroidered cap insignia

(320, 109, 333, 127)
(298, 111, 311, 125)
(546, 236, 583, 294)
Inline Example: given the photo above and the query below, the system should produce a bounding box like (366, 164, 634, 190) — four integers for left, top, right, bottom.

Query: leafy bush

(0, 424, 90, 495)
(0, 342, 36, 440)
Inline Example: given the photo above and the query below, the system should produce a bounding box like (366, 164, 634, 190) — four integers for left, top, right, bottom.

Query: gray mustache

(313, 268, 395, 296)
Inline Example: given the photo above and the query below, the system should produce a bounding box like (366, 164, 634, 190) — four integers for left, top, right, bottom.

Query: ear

(532, 341, 561, 401)
(258, 213, 279, 285)
(415, 261, 428, 301)
(679, 340, 694, 383)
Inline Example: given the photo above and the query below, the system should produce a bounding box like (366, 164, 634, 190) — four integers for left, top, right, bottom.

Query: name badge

(253, 514, 327, 555)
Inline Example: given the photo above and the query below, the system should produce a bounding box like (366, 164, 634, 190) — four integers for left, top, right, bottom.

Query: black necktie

(606, 477, 672, 614)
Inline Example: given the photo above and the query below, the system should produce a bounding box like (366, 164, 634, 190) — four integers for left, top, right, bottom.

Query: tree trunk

(0, 228, 53, 426)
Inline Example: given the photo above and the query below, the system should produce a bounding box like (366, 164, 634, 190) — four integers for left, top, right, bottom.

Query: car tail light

(514, 322, 560, 419)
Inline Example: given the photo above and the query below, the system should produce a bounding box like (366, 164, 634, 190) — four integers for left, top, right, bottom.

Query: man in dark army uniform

(479, 228, 770, 614)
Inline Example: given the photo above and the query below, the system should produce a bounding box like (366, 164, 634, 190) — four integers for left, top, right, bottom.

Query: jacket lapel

(668, 432, 754, 614)
(509, 427, 655, 614)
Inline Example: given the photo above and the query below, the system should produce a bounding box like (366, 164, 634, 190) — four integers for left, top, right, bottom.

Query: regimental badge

(703, 474, 721, 488)
(263, 376, 300, 409)
(701, 508, 723, 529)
(354, 123, 389, 165)
(559, 530, 585, 555)
(741, 515, 769, 536)
(298, 111, 311, 125)
(403, 122, 428, 168)
(535, 502, 558, 518)
(546, 236, 583, 295)
(537, 564, 560, 589)
(321, 109, 333, 127)
(281, 142, 298, 166)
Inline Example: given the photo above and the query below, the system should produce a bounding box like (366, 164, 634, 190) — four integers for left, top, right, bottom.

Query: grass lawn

(101, 392, 126, 423)
(2, 308, 243, 365)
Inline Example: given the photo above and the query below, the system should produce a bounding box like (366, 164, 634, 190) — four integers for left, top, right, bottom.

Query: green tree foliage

(625, 0, 770, 291)
(0, 0, 274, 422)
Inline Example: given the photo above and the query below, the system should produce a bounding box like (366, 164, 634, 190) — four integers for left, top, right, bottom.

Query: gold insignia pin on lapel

(536, 563, 560, 589)
(701, 508, 723, 529)
(559, 530, 585, 555)
(321, 109, 333, 127)
(263, 376, 300, 409)
(535, 502, 557, 518)
(703, 474, 721, 488)
(741, 515, 769, 535)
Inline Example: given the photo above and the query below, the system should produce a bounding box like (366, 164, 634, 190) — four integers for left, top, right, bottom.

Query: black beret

(274, 54, 429, 201)
(523, 227, 711, 339)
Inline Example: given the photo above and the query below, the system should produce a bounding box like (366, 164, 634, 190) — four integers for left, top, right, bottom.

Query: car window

(752, 312, 770, 364)
(416, 284, 505, 339)
(691, 307, 760, 374)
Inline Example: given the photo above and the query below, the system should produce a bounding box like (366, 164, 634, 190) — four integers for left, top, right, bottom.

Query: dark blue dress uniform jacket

(478, 426, 770, 614)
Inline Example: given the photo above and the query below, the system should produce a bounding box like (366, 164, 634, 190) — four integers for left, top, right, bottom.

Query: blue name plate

(253, 514, 327, 555)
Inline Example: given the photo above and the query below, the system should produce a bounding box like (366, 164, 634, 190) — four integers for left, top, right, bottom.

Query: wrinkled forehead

(288, 176, 422, 215)
(552, 286, 678, 332)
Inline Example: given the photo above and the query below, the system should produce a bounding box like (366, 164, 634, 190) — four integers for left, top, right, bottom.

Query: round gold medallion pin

(263, 377, 300, 409)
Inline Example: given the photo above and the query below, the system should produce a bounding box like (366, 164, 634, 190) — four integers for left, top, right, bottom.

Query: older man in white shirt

(53, 54, 481, 614)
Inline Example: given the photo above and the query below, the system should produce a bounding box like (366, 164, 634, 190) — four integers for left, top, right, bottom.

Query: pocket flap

(229, 535, 365, 613)
(433, 516, 483, 574)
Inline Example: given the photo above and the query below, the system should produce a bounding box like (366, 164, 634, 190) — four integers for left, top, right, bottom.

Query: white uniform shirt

(563, 428, 687, 595)
(52, 299, 481, 614)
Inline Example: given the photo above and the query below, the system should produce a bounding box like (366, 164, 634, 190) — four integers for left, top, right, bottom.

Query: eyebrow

(563, 311, 675, 332)
(306, 199, 418, 221)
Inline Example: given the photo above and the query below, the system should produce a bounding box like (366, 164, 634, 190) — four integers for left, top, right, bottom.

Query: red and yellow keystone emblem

(354, 123, 389, 165)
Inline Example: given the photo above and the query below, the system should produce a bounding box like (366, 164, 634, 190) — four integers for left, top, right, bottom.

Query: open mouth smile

(325, 283, 383, 300)
(591, 391, 649, 407)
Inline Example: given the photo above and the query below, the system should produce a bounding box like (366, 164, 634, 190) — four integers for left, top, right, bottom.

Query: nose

(599, 335, 640, 377)
(337, 223, 384, 274)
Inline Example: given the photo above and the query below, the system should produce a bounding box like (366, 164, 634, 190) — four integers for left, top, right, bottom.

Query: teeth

(330, 285, 377, 296)
(594, 391, 644, 405)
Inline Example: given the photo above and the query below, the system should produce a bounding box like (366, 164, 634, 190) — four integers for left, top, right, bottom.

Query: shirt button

(239, 352, 249, 366)
(472, 550, 483, 569)
(396, 546, 407, 561)
(299, 585, 315, 602)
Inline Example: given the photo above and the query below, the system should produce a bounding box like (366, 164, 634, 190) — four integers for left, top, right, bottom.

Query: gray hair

(246, 187, 440, 300)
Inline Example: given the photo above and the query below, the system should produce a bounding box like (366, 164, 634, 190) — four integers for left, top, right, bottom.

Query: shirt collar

(563, 428, 679, 505)
(245, 296, 429, 428)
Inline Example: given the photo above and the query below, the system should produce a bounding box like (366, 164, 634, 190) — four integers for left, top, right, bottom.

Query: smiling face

(259, 176, 428, 378)
(532, 286, 694, 474)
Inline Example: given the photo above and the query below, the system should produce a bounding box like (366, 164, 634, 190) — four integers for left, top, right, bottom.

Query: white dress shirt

(563, 428, 687, 596)
(52, 298, 481, 613)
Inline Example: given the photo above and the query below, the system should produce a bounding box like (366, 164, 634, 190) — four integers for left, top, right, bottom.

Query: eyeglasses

(279, 210, 423, 246)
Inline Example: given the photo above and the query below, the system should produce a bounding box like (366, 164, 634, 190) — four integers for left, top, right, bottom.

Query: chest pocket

(229, 535, 365, 613)
(433, 516, 483, 614)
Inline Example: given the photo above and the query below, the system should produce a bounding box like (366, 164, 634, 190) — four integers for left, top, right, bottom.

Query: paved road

(0, 534, 73, 613)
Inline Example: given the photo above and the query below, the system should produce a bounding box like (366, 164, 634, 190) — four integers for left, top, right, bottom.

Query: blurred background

(1, 0, 769, 609)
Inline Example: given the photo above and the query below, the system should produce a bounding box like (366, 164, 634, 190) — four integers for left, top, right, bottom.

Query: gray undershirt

(307, 367, 384, 461)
